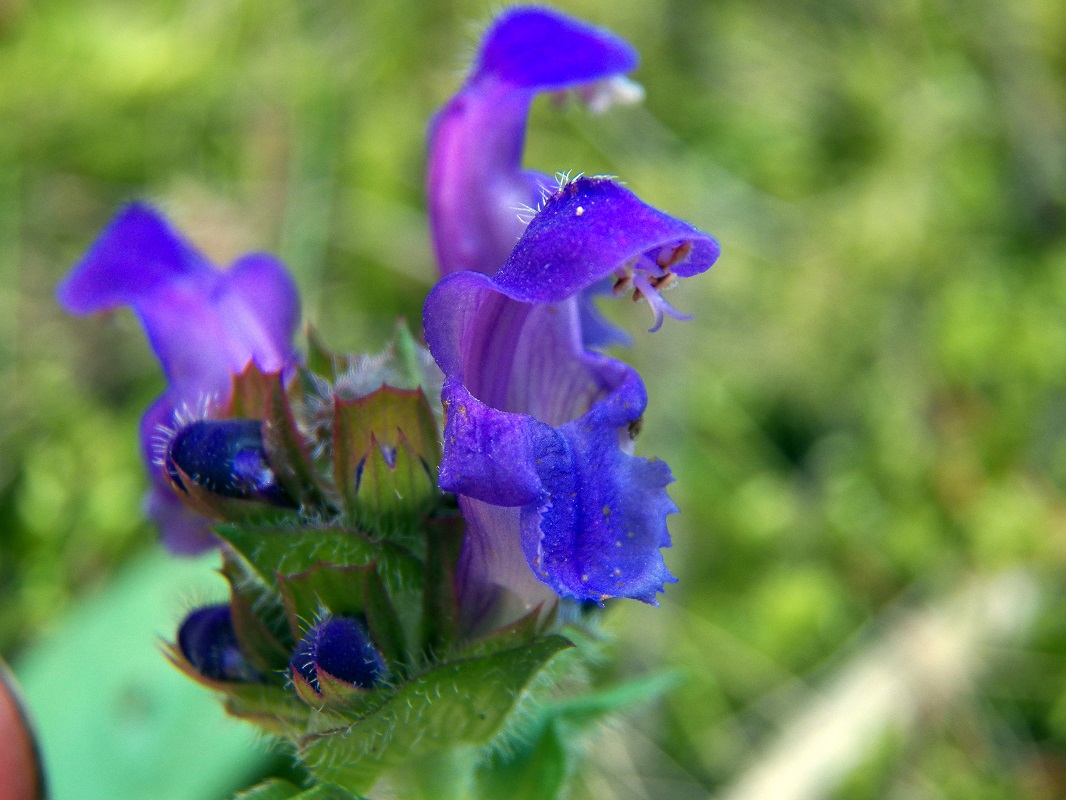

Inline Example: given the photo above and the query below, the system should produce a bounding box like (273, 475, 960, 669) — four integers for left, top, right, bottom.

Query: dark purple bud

(178, 604, 259, 682)
(165, 419, 295, 507)
(290, 617, 385, 692)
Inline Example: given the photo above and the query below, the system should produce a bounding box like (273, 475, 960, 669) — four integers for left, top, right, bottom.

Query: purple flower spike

(423, 177, 719, 611)
(57, 204, 300, 553)
(291, 617, 385, 692)
(428, 7, 639, 278)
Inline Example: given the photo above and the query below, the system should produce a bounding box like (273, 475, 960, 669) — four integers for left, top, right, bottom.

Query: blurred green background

(1, 0, 1065, 797)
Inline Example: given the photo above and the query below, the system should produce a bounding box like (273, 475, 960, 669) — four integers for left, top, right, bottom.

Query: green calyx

(163, 326, 592, 798)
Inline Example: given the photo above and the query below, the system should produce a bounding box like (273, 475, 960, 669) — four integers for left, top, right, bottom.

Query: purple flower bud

(290, 617, 385, 692)
(165, 419, 295, 507)
(178, 604, 259, 682)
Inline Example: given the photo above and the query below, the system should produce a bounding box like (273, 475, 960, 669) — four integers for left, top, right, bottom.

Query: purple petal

(455, 497, 559, 633)
(523, 371, 679, 603)
(427, 8, 638, 277)
(578, 280, 633, 349)
(133, 255, 297, 399)
(217, 253, 301, 375)
(437, 363, 677, 603)
(424, 178, 713, 604)
(494, 177, 721, 301)
(437, 379, 557, 507)
(56, 203, 213, 314)
(475, 8, 638, 88)
(145, 486, 216, 554)
(59, 205, 299, 401)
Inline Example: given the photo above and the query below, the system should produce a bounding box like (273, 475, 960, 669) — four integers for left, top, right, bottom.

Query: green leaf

(14, 551, 270, 800)
(215, 524, 423, 596)
(456, 603, 544, 660)
(218, 525, 375, 586)
(306, 325, 342, 379)
(420, 514, 464, 656)
(226, 364, 331, 510)
(233, 778, 303, 800)
(227, 575, 294, 675)
(475, 722, 570, 800)
(234, 779, 365, 800)
(220, 545, 293, 657)
(278, 564, 372, 639)
(393, 320, 436, 391)
(543, 669, 681, 729)
(299, 636, 573, 794)
(294, 785, 366, 800)
(262, 372, 331, 510)
(363, 568, 409, 669)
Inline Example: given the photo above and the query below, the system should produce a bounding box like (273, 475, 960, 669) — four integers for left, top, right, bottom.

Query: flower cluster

(56, 6, 718, 794)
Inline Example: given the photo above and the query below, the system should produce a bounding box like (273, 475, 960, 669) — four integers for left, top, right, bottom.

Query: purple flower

(423, 177, 719, 617)
(57, 204, 300, 553)
(427, 6, 640, 279)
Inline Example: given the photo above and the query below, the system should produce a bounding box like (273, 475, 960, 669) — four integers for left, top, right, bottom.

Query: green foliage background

(1, 0, 1065, 797)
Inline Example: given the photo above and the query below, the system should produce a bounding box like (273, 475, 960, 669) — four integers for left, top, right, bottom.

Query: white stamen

(580, 76, 646, 115)
(632, 272, 692, 333)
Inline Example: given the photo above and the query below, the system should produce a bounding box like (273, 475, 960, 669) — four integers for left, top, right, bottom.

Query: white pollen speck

(581, 574, 589, 582)
(575, 206, 584, 216)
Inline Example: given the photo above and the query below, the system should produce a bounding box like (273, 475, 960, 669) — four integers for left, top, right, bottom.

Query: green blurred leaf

(476, 722, 569, 800)
(475, 669, 678, 800)
(543, 669, 681, 728)
(14, 551, 270, 800)
(234, 779, 303, 800)
(234, 779, 365, 800)
(305, 327, 342, 380)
